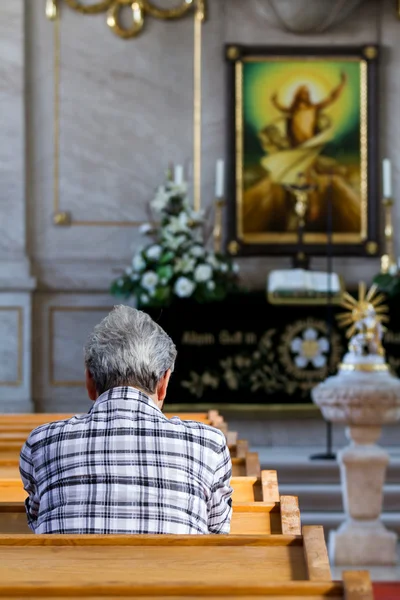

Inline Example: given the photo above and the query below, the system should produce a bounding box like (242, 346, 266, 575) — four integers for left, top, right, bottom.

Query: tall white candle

(215, 160, 225, 198)
(383, 158, 392, 198)
(174, 165, 184, 186)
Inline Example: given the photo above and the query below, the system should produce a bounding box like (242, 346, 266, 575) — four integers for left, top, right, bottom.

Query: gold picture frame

(226, 45, 379, 258)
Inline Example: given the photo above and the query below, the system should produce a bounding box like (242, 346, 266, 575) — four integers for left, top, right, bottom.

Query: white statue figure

(337, 283, 388, 370)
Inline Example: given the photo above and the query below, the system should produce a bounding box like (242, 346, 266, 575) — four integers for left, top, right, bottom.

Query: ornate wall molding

(46, 0, 199, 39)
(0, 307, 23, 387)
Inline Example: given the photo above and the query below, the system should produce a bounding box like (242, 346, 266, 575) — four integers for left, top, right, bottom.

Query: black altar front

(145, 292, 400, 409)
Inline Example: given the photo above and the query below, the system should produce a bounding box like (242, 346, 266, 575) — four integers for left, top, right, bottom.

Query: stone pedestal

(312, 370, 400, 565)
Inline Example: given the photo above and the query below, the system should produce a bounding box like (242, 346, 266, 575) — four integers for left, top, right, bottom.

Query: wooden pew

(0, 467, 275, 503)
(0, 411, 226, 434)
(0, 493, 301, 535)
(0, 470, 299, 536)
(231, 452, 260, 477)
(0, 413, 248, 458)
(0, 572, 374, 600)
(0, 527, 332, 591)
(0, 468, 272, 503)
(0, 439, 247, 466)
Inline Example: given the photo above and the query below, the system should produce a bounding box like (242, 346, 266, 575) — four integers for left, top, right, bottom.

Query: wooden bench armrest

(244, 452, 261, 478)
(280, 495, 301, 535)
(302, 525, 331, 581)
(261, 470, 279, 503)
(342, 570, 373, 600)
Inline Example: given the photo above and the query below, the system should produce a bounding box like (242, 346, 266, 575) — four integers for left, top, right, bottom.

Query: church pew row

(0, 415, 248, 459)
(0, 465, 269, 503)
(0, 527, 333, 591)
(0, 437, 248, 465)
(0, 574, 374, 600)
(0, 494, 301, 535)
(0, 411, 226, 433)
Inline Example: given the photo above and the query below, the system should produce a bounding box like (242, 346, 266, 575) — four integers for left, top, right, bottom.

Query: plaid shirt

(19, 387, 232, 534)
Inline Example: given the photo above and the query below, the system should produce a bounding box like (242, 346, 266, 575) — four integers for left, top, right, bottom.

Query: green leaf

(159, 251, 174, 265)
(157, 265, 173, 281)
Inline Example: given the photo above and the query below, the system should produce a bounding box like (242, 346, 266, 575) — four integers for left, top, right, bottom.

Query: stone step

(254, 446, 400, 484)
(301, 512, 400, 537)
(280, 483, 400, 512)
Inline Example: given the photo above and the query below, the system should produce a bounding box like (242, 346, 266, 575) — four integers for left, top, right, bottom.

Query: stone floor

(331, 545, 400, 581)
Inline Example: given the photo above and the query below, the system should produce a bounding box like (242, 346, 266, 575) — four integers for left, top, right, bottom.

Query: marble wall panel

(0, 308, 20, 384)
(29, 4, 197, 265)
(0, 0, 25, 259)
(33, 293, 115, 412)
(51, 307, 111, 385)
(0, 292, 33, 412)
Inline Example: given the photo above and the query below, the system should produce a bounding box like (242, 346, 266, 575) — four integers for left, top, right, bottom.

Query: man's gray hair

(84, 305, 177, 396)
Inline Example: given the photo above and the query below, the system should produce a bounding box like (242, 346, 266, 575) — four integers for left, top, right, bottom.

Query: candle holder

(381, 197, 397, 274)
(213, 198, 225, 254)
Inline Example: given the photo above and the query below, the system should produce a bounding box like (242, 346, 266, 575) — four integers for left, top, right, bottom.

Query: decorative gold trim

(57, 0, 195, 39)
(53, 8, 61, 221)
(0, 307, 23, 387)
(106, 1, 144, 39)
(235, 55, 369, 246)
(64, 0, 113, 14)
(142, 0, 194, 20)
(193, 0, 205, 212)
(235, 60, 244, 241)
(362, 45, 378, 60)
(339, 362, 389, 372)
(53, 211, 71, 226)
(360, 59, 368, 240)
(366, 240, 378, 255)
(228, 240, 239, 255)
(226, 46, 240, 61)
(49, 306, 114, 386)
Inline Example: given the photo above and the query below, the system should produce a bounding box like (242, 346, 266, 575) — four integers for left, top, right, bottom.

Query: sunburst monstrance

(336, 282, 389, 339)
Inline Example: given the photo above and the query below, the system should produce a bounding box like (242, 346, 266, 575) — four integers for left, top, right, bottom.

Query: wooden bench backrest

(0, 527, 330, 591)
(0, 574, 374, 600)
(0, 468, 276, 503)
(0, 492, 301, 536)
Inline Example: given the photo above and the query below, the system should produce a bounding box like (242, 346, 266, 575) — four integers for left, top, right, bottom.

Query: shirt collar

(90, 386, 161, 414)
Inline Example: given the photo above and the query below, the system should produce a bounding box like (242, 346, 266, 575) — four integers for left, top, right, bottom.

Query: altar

(145, 292, 400, 409)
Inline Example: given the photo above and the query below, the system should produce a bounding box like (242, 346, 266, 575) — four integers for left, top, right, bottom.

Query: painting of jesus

(226, 45, 378, 257)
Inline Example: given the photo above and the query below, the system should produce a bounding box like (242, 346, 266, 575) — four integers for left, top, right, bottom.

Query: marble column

(0, 0, 35, 411)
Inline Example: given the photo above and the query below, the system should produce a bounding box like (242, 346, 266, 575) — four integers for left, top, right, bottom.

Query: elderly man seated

(20, 306, 232, 534)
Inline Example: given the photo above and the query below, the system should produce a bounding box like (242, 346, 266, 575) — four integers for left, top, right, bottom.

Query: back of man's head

(84, 305, 177, 396)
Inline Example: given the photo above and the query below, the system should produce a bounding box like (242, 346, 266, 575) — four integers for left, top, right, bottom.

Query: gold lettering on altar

(244, 332, 257, 345)
(181, 331, 215, 346)
(219, 330, 243, 345)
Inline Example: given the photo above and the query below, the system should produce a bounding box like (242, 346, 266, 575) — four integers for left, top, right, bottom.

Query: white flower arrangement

(111, 173, 240, 308)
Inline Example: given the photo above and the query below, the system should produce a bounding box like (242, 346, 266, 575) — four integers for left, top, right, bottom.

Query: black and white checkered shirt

(19, 387, 232, 534)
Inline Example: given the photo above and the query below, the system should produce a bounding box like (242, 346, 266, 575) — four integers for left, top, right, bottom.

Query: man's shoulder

(26, 413, 89, 444)
(168, 417, 226, 446)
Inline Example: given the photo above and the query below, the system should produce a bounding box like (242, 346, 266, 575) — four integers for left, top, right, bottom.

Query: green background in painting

(242, 59, 361, 171)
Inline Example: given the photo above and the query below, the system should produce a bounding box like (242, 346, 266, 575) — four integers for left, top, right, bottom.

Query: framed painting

(225, 45, 379, 258)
